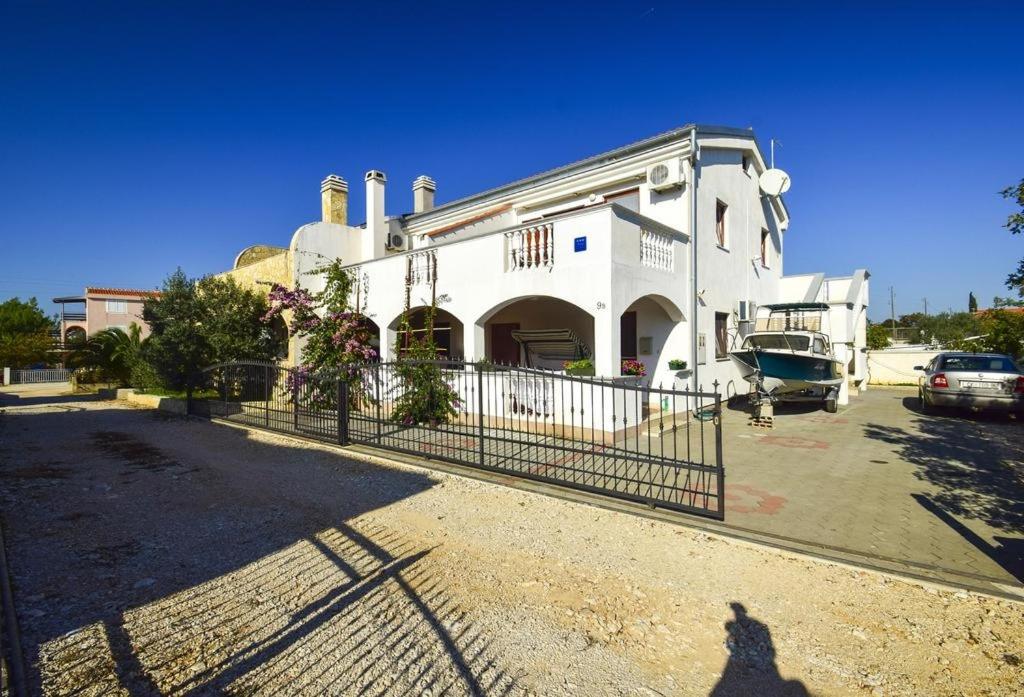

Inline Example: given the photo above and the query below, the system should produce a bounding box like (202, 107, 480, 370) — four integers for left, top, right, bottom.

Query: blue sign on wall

(574, 236, 587, 252)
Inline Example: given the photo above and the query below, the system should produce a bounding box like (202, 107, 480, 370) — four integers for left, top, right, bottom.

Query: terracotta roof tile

(85, 287, 161, 298)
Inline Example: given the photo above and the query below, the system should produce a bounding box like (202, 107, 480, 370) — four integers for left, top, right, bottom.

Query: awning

(510, 329, 591, 368)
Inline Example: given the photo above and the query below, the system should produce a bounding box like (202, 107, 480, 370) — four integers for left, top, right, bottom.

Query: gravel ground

(1, 394, 1022, 696)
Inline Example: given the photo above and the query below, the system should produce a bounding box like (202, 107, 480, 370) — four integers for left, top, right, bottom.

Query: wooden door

(490, 323, 520, 365)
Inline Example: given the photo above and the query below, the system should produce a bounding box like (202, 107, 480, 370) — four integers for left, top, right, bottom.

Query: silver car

(916, 352, 1024, 414)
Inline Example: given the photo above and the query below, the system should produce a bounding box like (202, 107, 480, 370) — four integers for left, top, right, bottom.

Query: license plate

(960, 380, 998, 389)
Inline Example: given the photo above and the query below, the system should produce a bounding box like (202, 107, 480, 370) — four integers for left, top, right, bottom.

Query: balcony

(340, 203, 689, 375)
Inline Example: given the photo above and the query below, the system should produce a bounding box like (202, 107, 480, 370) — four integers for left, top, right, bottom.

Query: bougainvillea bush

(263, 260, 377, 409)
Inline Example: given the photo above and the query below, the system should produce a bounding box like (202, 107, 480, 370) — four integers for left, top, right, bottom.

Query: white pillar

(468, 323, 486, 363)
(594, 307, 620, 377)
(2, 367, 9, 386)
(837, 345, 851, 406)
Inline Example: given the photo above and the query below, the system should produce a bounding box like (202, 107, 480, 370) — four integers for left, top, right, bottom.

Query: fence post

(338, 378, 349, 445)
(264, 364, 270, 427)
(375, 363, 382, 442)
(3, 367, 10, 386)
(714, 391, 725, 520)
(293, 373, 299, 432)
(476, 363, 485, 467)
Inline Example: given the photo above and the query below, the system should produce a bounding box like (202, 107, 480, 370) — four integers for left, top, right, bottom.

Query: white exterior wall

(867, 349, 937, 386)
(346, 205, 689, 378)
(690, 144, 784, 398)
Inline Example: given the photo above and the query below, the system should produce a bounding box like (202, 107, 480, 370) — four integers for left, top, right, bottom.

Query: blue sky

(1, 1, 1021, 321)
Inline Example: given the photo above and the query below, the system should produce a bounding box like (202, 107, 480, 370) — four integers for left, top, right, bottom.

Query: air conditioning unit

(646, 159, 684, 192)
(737, 300, 757, 322)
(386, 232, 406, 250)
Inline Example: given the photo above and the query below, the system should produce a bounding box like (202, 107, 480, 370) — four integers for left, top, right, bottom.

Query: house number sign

(574, 236, 587, 252)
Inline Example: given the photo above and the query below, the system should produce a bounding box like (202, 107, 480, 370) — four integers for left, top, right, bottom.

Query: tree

(0, 297, 55, 368)
(866, 323, 891, 350)
(1002, 178, 1024, 296)
(975, 309, 1024, 359)
(141, 271, 210, 391)
(994, 296, 1024, 308)
(916, 312, 982, 347)
(141, 270, 279, 391)
(197, 275, 282, 363)
(968, 291, 978, 313)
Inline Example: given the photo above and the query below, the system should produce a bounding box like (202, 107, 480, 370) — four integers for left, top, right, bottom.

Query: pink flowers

(621, 359, 647, 377)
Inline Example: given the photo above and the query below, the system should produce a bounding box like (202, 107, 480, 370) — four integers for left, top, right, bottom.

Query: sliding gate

(190, 360, 725, 520)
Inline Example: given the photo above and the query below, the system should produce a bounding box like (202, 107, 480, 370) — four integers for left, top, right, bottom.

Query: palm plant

(71, 324, 145, 386)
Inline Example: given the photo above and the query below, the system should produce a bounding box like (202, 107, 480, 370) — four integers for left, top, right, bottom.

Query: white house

(232, 124, 868, 403)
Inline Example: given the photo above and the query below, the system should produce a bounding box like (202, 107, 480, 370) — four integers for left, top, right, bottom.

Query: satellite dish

(758, 168, 791, 197)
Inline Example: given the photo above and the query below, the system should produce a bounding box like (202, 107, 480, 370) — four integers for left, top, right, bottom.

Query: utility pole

(890, 286, 896, 342)
(923, 298, 928, 316)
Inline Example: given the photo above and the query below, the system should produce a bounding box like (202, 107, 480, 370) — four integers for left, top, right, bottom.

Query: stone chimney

(364, 170, 387, 261)
(320, 175, 348, 225)
(413, 175, 436, 214)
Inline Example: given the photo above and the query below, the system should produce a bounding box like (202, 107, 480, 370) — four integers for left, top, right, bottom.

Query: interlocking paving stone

(719, 387, 1024, 589)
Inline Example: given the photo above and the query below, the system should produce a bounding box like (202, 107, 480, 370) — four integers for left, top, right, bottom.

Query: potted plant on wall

(620, 359, 647, 386)
(668, 359, 688, 372)
(563, 358, 595, 377)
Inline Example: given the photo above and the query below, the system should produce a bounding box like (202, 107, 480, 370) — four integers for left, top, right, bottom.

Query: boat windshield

(742, 334, 810, 351)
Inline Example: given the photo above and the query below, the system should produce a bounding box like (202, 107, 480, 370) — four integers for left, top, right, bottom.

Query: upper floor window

(742, 155, 751, 174)
(715, 200, 728, 248)
(761, 229, 770, 267)
(106, 300, 127, 314)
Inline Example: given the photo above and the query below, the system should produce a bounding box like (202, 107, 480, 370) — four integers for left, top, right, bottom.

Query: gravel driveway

(1, 389, 1023, 696)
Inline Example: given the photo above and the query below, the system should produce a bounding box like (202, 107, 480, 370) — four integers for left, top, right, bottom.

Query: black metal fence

(189, 360, 725, 520)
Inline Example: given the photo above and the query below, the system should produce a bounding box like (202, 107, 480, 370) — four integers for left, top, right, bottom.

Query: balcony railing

(640, 228, 674, 272)
(505, 223, 554, 272)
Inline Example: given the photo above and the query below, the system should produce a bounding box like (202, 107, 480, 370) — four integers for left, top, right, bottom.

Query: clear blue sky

(2, 1, 1021, 321)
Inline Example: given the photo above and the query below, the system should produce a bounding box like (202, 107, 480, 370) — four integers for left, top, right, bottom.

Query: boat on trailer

(729, 302, 844, 413)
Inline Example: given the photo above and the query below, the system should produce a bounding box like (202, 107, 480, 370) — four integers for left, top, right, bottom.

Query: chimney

(412, 175, 436, 213)
(320, 174, 348, 225)
(364, 170, 387, 261)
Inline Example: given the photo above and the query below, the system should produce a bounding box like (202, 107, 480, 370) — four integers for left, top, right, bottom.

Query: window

(812, 338, 826, 355)
(742, 155, 751, 174)
(940, 355, 1019, 373)
(715, 200, 727, 248)
(742, 334, 810, 351)
(715, 312, 729, 359)
(106, 300, 127, 314)
(760, 229, 770, 267)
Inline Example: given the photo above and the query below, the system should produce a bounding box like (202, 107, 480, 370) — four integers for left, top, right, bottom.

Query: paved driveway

(719, 387, 1024, 594)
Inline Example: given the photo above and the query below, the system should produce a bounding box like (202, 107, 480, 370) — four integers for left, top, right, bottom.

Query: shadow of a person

(709, 602, 810, 697)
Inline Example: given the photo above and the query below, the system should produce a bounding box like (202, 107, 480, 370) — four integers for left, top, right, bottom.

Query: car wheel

(919, 390, 933, 415)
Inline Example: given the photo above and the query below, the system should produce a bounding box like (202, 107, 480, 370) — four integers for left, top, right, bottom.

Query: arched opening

(479, 296, 593, 369)
(388, 307, 464, 359)
(64, 326, 86, 346)
(619, 294, 686, 384)
(268, 315, 289, 359)
(359, 316, 382, 360)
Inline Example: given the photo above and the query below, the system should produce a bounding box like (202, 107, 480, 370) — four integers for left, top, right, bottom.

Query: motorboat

(729, 303, 844, 412)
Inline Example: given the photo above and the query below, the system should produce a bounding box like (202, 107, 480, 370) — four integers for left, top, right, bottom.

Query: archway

(64, 325, 86, 346)
(388, 307, 464, 359)
(478, 296, 594, 368)
(619, 294, 686, 385)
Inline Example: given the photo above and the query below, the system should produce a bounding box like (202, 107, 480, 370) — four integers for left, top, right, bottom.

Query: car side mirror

(913, 365, 924, 371)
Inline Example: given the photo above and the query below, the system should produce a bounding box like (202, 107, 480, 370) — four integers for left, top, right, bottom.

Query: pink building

(53, 287, 159, 345)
